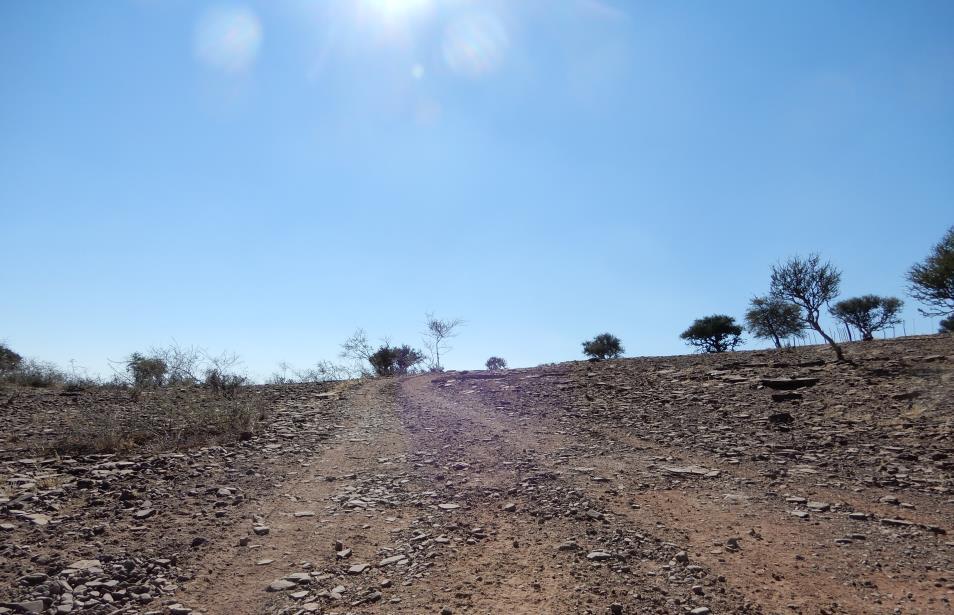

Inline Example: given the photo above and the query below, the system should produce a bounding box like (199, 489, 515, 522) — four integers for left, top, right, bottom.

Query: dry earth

(2, 336, 953, 614)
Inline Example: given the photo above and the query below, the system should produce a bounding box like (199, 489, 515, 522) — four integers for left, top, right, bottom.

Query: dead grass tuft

(52, 387, 267, 454)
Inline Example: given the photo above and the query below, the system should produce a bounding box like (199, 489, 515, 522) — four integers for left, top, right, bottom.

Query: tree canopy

(680, 314, 744, 353)
(770, 253, 844, 361)
(830, 295, 903, 341)
(485, 356, 507, 370)
(581, 333, 624, 360)
(368, 344, 425, 377)
(907, 226, 954, 317)
(744, 296, 805, 348)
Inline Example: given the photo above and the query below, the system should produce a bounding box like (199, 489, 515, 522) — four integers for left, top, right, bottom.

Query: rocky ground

(1, 336, 952, 614)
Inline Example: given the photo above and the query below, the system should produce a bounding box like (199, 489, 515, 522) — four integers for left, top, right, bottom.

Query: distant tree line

(271, 313, 467, 382)
(578, 224, 953, 362)
(5, 226, 952, 385)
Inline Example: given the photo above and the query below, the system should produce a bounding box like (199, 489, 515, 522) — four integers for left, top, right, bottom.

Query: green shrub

(680, 314, 744, 353)
(744, 297, 805, 348)
(368, 344, 425, 376)
(582, 333, 624, 360)
(485, 356, 507, 370)
(830, 295, 903, 341)
(907, 226, 954, 317)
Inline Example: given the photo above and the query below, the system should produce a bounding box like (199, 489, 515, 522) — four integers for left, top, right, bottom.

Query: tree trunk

(772, 334, 781, 349)
(810, 320, 844, 361)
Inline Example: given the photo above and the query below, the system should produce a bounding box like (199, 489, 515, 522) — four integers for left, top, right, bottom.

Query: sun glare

(360, 0, 432, 23)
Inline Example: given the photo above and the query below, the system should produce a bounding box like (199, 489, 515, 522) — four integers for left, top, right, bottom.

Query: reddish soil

(2, 336, 952, 614)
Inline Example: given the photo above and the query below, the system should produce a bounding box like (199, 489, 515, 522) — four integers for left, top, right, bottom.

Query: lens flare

(195, 6, 263, 74)
(361, 0, 430, 20)
(442, 14, 508, 77)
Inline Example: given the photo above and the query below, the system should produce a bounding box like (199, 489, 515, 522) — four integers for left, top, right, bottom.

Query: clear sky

(2, 0, 953, 380)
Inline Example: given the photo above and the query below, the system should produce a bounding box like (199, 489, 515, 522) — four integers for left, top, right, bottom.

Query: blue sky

(2, 0, 952, 380)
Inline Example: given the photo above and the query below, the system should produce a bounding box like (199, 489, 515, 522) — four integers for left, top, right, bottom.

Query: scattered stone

(663, 465, 721, 478)
(378, 555, 404, 567)
(267, 579, 297, 592)
(284, 573, 312, 584)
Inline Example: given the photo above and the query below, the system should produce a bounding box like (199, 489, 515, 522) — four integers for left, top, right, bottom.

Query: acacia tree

(368, 344, 425, 376)
(680, 314, 744, 353)
(830, 295, 903, 341)
(744, 296, 805, 348)
(907, 226, 954, 317)
(422, 313, 464, 371)
(485, 356, 507, 370)
(582, 333, 624, 360)
(770, 253, 845, 361)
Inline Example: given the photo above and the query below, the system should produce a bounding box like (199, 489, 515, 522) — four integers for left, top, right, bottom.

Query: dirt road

(175, 342, 954, 614)
(3, 337, 952, 614)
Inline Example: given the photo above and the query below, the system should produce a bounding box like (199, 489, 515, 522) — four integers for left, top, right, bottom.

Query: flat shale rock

(760, 377, 820, 390)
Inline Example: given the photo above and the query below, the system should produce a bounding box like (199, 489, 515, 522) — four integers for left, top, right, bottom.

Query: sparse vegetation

(0, 343, 262, 454)
(203, 368, 247, 398)
(1, 358, 67, 388)
(744, 296, 805, 348)
(907, 226, 954, 317)
(340, 328, 375, 376)
(485, 356, 507, 370)
(54, 388, 266, 454)
(0, 343, 23, 374)
(423, 313, 464, 371)
(117, 344, 247, 394)
(940, 316, 954, 334)
(582, 333, 624, 360)
(830, 295, 903, 341)
(770, 253, 845, 361)
(680, 314, 744, 353)
(269, 360, 356, 384)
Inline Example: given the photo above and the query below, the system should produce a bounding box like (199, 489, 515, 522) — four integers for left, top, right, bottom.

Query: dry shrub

(54, 388, 267, 455)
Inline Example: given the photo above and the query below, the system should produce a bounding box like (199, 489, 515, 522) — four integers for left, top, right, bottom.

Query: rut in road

(175, 376, 756, 614)
(175, 359, 951, 615)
